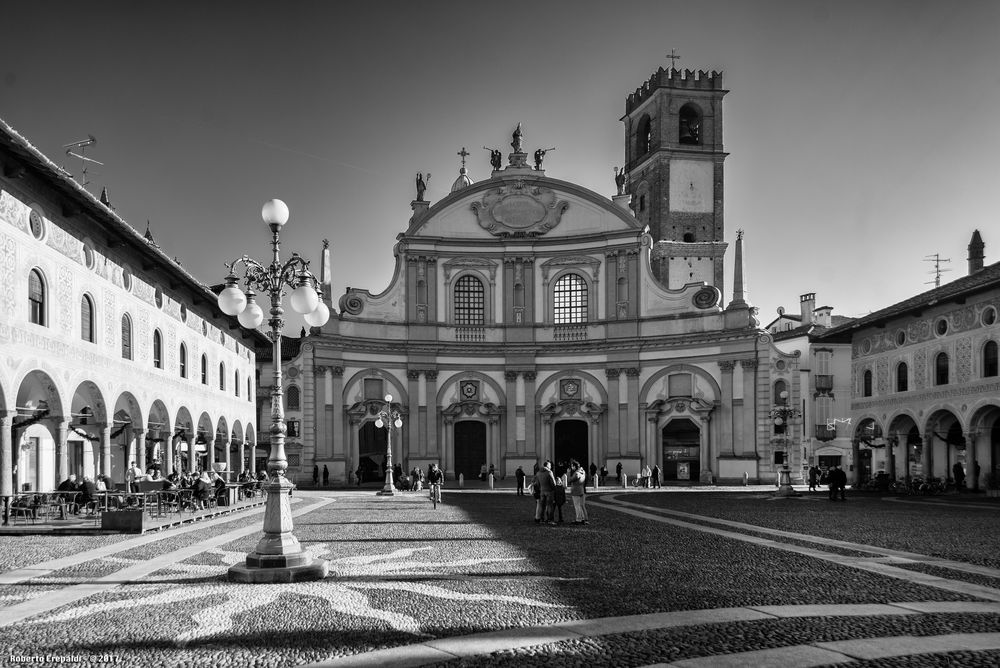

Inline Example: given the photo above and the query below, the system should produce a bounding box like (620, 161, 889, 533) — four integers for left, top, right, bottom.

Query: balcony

(553, 325, 588, 342)
(815, 424, 837, 442)
(454, 327, 485, 342)
(814, 375, 833, 393)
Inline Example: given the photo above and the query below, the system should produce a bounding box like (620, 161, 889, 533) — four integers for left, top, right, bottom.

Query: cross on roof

(457, 146, 470, 169)
(666, 48, 681, 70)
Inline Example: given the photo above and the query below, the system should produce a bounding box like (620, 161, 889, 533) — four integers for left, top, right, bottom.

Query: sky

(2, 0, 999, 333)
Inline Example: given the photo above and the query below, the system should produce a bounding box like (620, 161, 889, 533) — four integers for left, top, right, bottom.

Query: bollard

(488, 473, 494, 490)
(458, 473, 464, 489)
(594, 474, 600, 489)
(621, 472, 628, 489)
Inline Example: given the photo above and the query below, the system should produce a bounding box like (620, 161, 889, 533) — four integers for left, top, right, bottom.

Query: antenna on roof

(923, 253, 951, 288)
(63, 135, 103, 188)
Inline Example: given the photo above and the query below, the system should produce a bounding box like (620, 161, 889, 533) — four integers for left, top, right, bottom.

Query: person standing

(651, 464, 661, 489)
(641, 464, 652, 488)
(126, 460, 144, 493)
(534, 460, 557, 525)
(808, 465, 820, 492)
(515, 466, 526, 496)
(616, 461, 623, 482)
(322, 464, 330, 487)
(953, 461, 966, 491)
(829, 465, 847, 501)
(553, 471, 567, 523)
(312, 465, 319, 487)
(569, 460, 588, 524)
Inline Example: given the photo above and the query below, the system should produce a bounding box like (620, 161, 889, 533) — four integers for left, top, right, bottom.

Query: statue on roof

(484, 147, 502, 172)
(614, 166, 627, 196)
(534, 147, 555, 170)
(511, 123, 523, 153)
(415, 172, 430, 201)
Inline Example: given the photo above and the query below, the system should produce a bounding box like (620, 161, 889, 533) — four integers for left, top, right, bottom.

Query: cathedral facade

(268, 66, 790, 486)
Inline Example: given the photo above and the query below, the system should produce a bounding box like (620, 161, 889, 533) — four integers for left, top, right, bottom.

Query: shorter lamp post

(217, 198, 331, 583)
(375, 394, 403, 496)
(770, 390, 801, 497)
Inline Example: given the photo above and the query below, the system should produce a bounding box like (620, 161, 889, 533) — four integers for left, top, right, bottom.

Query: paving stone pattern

(1, 490, 997, 667)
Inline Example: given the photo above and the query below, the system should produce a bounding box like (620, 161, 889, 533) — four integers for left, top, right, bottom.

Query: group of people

(311, 464, 331, 487)
(530, 459, 589, 525)
(807, 465, 847, 500)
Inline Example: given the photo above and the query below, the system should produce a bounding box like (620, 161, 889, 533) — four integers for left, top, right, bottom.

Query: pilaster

(626, 368, 640, 454)
(425, 370, 439, 456)
(606, 368, 621, 457)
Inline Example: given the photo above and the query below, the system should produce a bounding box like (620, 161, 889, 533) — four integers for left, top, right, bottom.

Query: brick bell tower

(622, 65, 729, 293)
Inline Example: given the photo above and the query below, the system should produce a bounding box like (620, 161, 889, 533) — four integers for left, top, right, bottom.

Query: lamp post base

(377, 469, 396, 496)
(227, 474, 328, 583)
(774, 466, 800, 497)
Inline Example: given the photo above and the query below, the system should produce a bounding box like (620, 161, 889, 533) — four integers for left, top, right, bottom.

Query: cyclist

(428, 463, 444, 506)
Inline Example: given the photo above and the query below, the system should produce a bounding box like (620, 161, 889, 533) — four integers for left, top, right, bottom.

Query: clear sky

(2, 0, 998, 332)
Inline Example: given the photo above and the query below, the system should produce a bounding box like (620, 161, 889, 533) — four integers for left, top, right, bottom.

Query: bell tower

(622, 65, 728, 291)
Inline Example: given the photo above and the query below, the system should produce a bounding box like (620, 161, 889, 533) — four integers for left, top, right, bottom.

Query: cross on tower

(457, 146, 470, 169)
(666, 48, 681, 71)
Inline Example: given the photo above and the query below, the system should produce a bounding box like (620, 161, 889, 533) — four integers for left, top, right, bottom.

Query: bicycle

(430, 482, 442, 509)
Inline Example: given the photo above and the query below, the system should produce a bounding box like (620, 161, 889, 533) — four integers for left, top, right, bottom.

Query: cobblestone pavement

(1, 488, 998, 667)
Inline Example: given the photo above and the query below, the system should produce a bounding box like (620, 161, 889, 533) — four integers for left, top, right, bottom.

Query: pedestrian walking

(829, 465, 847, 501)
(616, 461, 623, 481)
(515, 466, 526, 496)
(312, 465, 319, 486)
(808, 465, 820, 492)
(534, 460, 556, 525)
(651, 464, 661, 488)
(953, 461, 966, 490)
(322, 464, 329, 487)
(569, 460, 589, 524)
(355, 465, 363, 487)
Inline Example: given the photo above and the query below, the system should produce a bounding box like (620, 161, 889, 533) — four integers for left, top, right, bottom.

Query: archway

(453, 421, 486, 481)
(146, 400, 171, 475)
(662, 418, 700, 481)
(357, 421, 387, 483)
(69, 380, 107, 483)
(924, 409, 963, 481)
(14, 370, 64, 492)
(554, 420, 588, 473)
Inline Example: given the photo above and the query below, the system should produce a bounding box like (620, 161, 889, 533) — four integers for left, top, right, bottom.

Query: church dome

(450, 166, 474, 193)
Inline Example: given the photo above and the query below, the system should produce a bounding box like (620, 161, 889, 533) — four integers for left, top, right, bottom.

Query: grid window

(121, 314, 133, 360)
(553, 273, 587, 324)
(454, 275, 485, 325)
(81, 294, 95, 342)
(287, 385, 300, 410)
(29, 268, 45, 325)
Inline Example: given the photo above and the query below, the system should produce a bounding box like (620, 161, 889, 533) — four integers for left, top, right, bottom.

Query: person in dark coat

(651, 464, 661, 489)
(312, 465, 319, 486)
(616, 461, 623, 481)
(808, 466, 820, 492)
(828, 465, 847, 501)
(78, 476, 99, 513)
(953, 462, 966, 490)
(515, 466, 526, 496)
(322, 464, 330, 487)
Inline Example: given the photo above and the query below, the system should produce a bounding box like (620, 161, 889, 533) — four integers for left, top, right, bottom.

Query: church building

(264, 64, 789, 486)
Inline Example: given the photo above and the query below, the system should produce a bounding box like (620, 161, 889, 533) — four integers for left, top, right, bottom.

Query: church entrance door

(662, 418, 700, 482)
(453, 421, 486, 482)
(358, 421, 387, 483)
(554, 420, 588, 472)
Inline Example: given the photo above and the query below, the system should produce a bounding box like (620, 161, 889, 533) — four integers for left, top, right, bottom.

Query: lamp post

(770, 390, 801, 497)
(218, 198, 331, 583)
(375, 394, 403, 496)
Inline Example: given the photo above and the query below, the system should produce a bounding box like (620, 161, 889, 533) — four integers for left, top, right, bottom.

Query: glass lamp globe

(773, 417, 784, 426)
(218, 285, 247, 316)
(393, 418, 403, 428)
(238, 294, 264, 329)
(375, 418, 384, 428)
(261, 199, 289, 227)
(289, 281, 319, 314)
(384, 394, 393, 403)
(303, 300, 330, 327)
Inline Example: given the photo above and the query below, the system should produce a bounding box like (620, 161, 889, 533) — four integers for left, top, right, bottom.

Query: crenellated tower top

(625, 68, 725, 115)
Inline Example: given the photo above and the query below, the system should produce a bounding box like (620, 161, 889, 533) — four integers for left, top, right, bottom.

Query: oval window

(155, 287, 163, 309)
(896, 330, 906, 346)
(122, 268, 133, 291)
(29, 208, 45, 239)
(83, 243, 95, 269)
(983, 307, 997, 327)
(935, 319, 948, 336)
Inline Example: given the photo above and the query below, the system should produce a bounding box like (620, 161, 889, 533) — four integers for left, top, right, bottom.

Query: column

(135, 430, 146, 472)
(314, 366, 329, 459)
(225, 438, 232, 477)
(541, 417, 552, 462)
(56, 419, 69, 484)
(922, 433, 933, 479)
(488, 417, 499, 473)
(165, 436, 176, 476)
(606, 369, 621, 459)
(186, 438, 195, 474)
(505, 371, 518, 460)
(524, 372, 537, 456)
(249, 442, 257, 477)
(645, 413, 658, 469)
(331, 366, 345, 459)
(407, 370, 420, 460)
(425, 371, 438, 456)
(718, 361, 735, 455)
(626, 368, 640, 454)
(699, 415, 712, 482)
(442, 418, 453, 478)
(100, 424, 112, 477)
(207, 436, 217, 472)
(740, 359, 758, 457)
(1, 412, 13, 503)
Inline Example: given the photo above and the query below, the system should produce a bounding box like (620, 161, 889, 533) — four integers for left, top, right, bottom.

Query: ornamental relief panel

(913, 348, 926, 390)
(876, 357, 889, 395)
(854, 304, 998, 360)
(103, 289, 116, 351)
(470, 180, 569, 237)
(45, 221, 84, 264)
(0, 231, 15, 317)
(956, 336, 972, 384)
(57, 265, 73, 333)
(0, 190, 30, 235)
(138, 310, 150, 361)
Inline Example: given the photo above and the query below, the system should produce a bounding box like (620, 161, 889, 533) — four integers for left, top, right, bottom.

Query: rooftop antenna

(63, 135, 103, 188)
(924, 253, 951, 288)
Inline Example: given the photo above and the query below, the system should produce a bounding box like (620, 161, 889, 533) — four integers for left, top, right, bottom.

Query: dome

(450, 166, 474, 193)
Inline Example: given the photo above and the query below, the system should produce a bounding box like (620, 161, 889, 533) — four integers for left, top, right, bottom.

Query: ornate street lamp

(374, 394, 403, 496)
(218, 198, 331, 583)
(770, 390, 801, 497)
